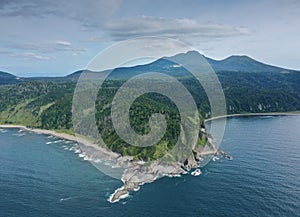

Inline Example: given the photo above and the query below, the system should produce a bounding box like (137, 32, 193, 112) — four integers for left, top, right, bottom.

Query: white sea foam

(78, 152, 86, 158)
(83, 156, 91, 161)
(212, 156, 220, 161)
(108, 186, 129, 203)
(59, 196, 77, 202)
(111, 164, 121, 168)
(133, 186, 140, 191)
(92, 159, 102, 163)
(164, 174, 181, 178)
(12, 132, 26, 137)
(74, 149, 81, 154)
(104, 161, 109, 166)
(191, 168, 202, 176)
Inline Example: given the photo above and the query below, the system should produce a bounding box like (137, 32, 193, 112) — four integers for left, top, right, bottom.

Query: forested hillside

(1, 51, 300, 159)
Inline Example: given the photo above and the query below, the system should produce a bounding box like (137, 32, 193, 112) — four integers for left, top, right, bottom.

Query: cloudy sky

(0, 0, 299, 76)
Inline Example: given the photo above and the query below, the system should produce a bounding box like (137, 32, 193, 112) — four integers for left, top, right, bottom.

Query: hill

(207, 55, 291, 73)
(0, 71, 25, 84)
(0, 51, 300, 160)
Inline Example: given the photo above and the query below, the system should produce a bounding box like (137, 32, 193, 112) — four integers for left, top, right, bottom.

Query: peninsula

(1, 51, 300, 202)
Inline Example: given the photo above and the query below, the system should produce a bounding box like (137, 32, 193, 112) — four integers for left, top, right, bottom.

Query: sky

(0, 0, 299, 77)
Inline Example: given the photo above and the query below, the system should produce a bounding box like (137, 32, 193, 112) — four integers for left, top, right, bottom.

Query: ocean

(0, 116, 300, 217)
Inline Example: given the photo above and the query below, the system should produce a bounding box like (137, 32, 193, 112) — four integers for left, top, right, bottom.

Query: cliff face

(109, 119, 217, 203)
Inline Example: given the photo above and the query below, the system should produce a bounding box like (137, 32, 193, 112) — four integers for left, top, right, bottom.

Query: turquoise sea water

(0, 116, 300, 217)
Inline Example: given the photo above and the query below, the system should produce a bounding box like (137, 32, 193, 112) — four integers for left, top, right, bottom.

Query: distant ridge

(1, 51, 298, 83)
(206, 55, 290, 73)
(0, 71, 15, 78)
(166, 50, 294, 73)
(0, 71, 24, 84)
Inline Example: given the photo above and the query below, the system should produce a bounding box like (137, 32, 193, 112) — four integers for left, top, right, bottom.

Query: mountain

(1, 50, 300, 163)
(206, 55, 292, 73)
(0, 71, 25, 84)
(104, 51, 299, 78)
(162, 50, 295, 74)
(64, 51, 299, 82)
(1, 51, 298, 83)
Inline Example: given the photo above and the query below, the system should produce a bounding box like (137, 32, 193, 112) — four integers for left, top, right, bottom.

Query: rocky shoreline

(0, 123, 218, 204)
(2, 112, 299, 202)
(107, 121, 219, 203)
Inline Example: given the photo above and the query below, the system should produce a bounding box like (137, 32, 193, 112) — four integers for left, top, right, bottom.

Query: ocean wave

(191, 168, 202, 176)
(68, 146, 75, 151)
(163, 174, 182, 178)
(53, 139, 64, 143)
(74, 149, 81, 154)
(12, 133, 26, 137)
(133, 186, 140, 192)
(92, 159, 102, 163)
(59, 142, 120, 171)
(108, 186, 129, 203)
(83, 156, 91, 161)
(59, 196, 80, 202)
(212, 156, 220, 161)
(78, 152, 86, 158)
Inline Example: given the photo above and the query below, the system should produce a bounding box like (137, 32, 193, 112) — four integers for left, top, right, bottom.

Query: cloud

(0, 0, 56, 18)
(7, 40, 86, 54)
(104, 16, 250, 41)
(0, 0, 123, 25)
(60, 0, 123, 26)
(18, 52, 50, 60)
(55, 40, 72, 46)
(0, 50, 50, 60)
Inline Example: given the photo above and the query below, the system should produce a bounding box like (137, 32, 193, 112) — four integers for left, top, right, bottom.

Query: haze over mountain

(1, 51, 299, 85)
(0, 71, 23, 84)
(1, 49, 300, 162)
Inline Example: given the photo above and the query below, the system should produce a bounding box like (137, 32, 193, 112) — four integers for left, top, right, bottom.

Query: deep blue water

(0, 116, 300, 217)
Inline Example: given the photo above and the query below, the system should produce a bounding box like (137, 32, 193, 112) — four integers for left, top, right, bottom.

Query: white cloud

(20, 52, 50, 60)
(104, 16, 250, 41)
(55, 40, 72, 46)
(0, 50, 50, 60)
(7, 40, 86, 53)
(0, 0, 123, 26)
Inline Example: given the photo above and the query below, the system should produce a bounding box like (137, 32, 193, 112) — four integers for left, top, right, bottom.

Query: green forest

(1, 56, 300, 160)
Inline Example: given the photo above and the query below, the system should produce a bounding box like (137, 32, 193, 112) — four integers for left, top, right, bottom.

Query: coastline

(2, 112, 299, 203)
(205, 112, 300, 122)
(0, 125, 120, 160)
(0, 124, 184, 203)
(0, 124, 192, 203)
